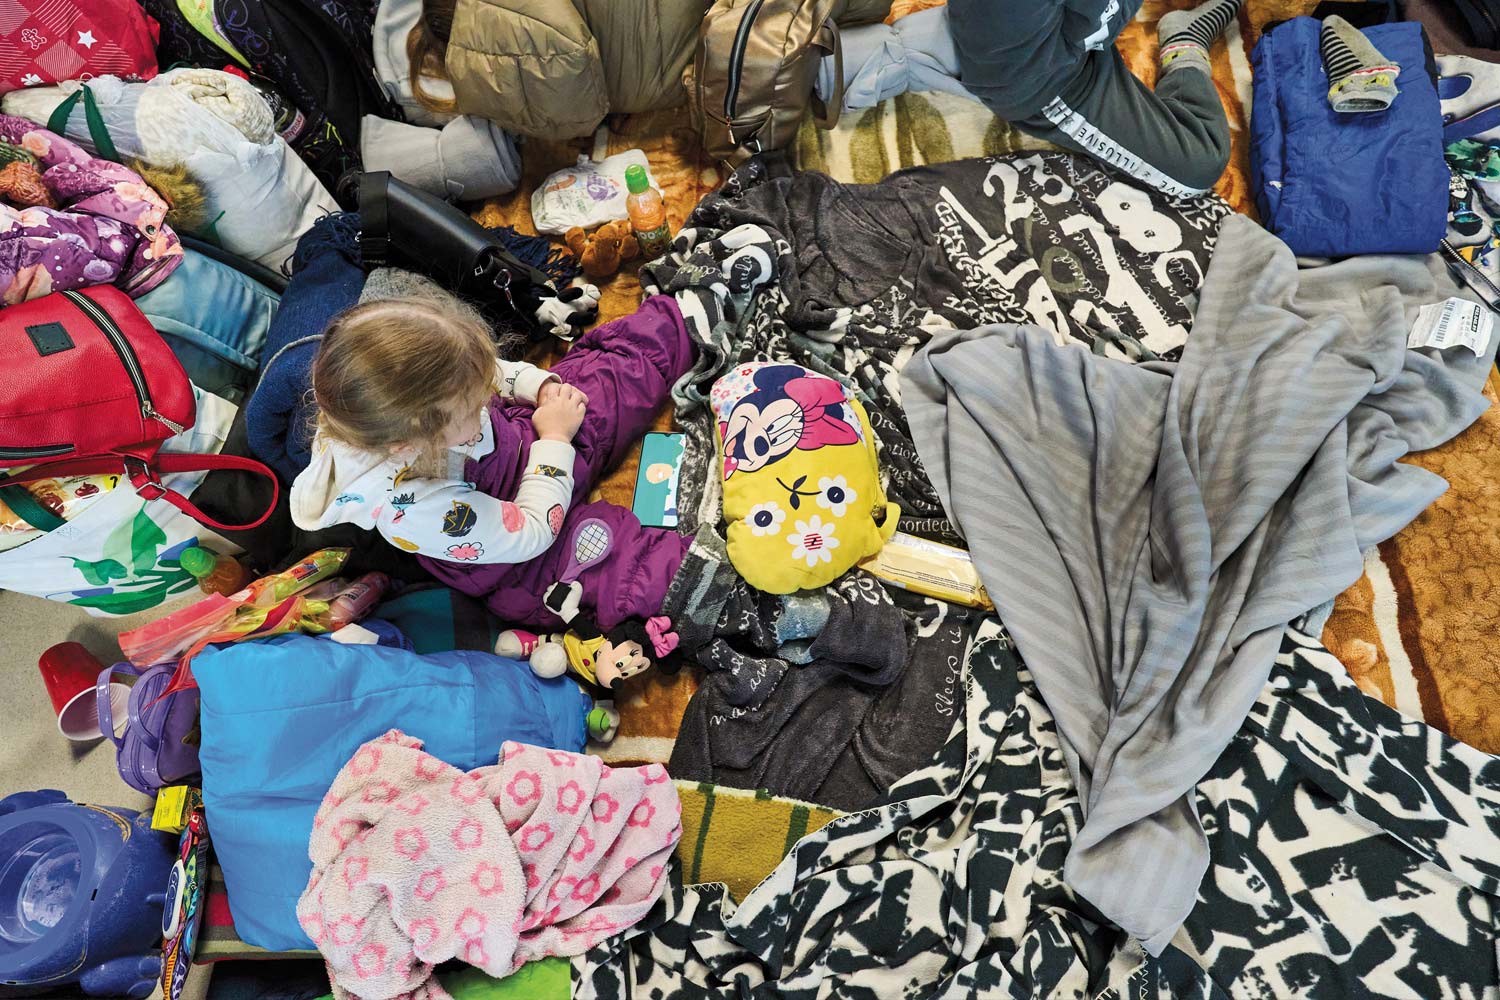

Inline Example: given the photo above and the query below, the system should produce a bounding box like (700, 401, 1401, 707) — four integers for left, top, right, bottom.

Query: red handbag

(0, 286, 277, 532)
(0, 1, 159, 95)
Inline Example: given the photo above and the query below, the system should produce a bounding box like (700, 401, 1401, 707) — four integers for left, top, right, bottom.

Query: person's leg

(480, 500, 691, 630)
(545, 294, 695, 497)
(1016, 3, 1240, 197)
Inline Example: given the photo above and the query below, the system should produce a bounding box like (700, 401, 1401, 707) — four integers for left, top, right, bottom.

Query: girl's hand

(532, 384, 587, 442)
(537, 379, 588, 408)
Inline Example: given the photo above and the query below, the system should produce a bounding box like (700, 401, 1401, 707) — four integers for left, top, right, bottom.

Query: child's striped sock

(1321, 16, 1400, 112)
(1159, 0, 1245, 73)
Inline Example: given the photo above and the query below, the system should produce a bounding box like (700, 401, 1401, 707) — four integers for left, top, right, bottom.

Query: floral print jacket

(0, 114, 182, 304)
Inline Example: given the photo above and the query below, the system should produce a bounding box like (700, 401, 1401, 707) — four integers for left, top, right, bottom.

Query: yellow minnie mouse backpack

(711, 362, 899, 593)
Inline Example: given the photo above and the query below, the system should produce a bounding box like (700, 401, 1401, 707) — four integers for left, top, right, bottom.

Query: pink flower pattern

(300, 733, 683, 995)
(518, 822, 554, 853)
(569, 826, 597, 863)
(349, 745, 382, 777)
(556, 780, 586, 815)
(453, 908, 486, 939)
(395, 793, 430, 817)
(343, 856, 369, 889)
(506, 771, 542, 807)
(451, 817, 483, 851)
(627, 800, 657, 828)
(393, 827, 429, 861)
(450, 775, 484, 805)
(352, 943, 387, 979)
(406, 918, 439, 952)
(591, 794, 620, 824)
(413, 869, 446, 902)
(362, 781, 398, 803)
(470, 861, 505, 897)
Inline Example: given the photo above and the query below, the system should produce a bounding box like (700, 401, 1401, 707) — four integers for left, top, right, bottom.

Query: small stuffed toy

(0, 159, 55, 209)
(0, 144, 55, 209)
(127, 160, 211, 235)
(495, 580, 680, 690)
(564, 219, 640, 279)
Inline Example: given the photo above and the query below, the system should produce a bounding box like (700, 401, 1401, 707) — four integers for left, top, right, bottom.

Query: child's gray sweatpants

(945, 0, 1232, 198)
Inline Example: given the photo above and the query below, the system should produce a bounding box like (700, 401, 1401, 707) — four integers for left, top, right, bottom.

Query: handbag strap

(0, 452, 280, 532)
(95, 662, 145, 748)
(0, 484, 66, 532)
(810, 21, 844, 130)
(47, 84, 120, 162)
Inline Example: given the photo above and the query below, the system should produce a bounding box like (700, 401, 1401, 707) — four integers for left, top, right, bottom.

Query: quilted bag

(0, 0, 159, 95)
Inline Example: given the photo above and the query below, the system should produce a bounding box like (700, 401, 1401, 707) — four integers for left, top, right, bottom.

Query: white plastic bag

(0, 387, 242, 617)
(530, 149, 660, 234)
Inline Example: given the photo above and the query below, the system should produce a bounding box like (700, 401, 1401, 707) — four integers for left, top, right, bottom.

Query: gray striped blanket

(901, 213, 1500, 953)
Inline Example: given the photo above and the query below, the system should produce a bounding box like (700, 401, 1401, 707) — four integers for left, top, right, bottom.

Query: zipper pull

(143, 404, 187, 437)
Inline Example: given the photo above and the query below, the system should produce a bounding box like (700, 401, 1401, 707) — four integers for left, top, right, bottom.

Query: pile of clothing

(5, 3, 1500, 1000)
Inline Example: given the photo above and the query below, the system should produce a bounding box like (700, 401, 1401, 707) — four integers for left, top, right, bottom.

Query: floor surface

(1, 587, 212, 1000)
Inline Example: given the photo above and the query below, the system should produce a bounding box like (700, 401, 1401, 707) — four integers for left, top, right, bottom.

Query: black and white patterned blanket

(646, 152, 1228, 807)
(647, 151, 1231, 542)
(577, 624, 1500, 998)
(627, 153, 1500, 995)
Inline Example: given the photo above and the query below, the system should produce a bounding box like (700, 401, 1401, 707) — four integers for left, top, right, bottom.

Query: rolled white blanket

(3, 70, 338, 271)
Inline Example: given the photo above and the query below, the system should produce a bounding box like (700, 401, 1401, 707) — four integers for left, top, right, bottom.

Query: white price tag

(1408, 297, 1494, 356)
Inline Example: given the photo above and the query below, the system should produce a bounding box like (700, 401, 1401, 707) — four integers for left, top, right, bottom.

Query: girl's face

(440, 406, 485, 450)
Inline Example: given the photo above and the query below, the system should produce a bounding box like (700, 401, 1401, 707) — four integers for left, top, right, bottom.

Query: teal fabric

(136, 247, 280, 401)
(195, 633, 590, 951)
(376, 585, 503, 655)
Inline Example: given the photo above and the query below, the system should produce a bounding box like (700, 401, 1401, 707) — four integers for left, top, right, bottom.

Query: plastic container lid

(625, 164, 650, 194)
(177, 546, 215, 580)
(0, 832, 80, 943)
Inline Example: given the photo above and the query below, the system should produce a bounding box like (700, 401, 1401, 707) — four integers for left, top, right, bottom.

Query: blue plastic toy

(0, 790, 174, 998)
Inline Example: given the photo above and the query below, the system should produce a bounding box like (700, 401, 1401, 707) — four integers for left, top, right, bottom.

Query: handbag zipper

(725, 0, 767, 119)
(0, 443, 72, 460)
(62, 289, 186, 436)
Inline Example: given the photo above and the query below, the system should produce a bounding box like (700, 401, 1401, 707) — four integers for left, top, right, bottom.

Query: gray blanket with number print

(901, 213, 1500, 954)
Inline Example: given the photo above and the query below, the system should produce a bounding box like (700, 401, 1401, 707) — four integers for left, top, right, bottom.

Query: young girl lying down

(289, 293, 695, 680)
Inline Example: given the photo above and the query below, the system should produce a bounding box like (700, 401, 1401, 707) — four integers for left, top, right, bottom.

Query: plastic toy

(0, 790, 175, 998)
(494, 516, 681, 692)
(159, 809, 208, 1000)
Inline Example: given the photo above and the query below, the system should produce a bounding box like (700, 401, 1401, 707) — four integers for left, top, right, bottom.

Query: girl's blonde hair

(406, 0, 458, 113)
(312, 296, 496, 461)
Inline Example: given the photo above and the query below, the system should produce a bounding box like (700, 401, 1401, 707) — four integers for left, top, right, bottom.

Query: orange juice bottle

(625, 165, 670, 260)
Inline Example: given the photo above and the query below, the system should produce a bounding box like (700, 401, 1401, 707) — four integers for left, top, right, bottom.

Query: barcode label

(1409, 297, 1494, 356)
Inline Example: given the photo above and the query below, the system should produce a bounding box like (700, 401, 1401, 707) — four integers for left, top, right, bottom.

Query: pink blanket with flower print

(297, 731, 681, 1000)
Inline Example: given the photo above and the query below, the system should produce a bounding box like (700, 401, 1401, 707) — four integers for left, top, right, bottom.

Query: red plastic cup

(38, 642, 129, 741)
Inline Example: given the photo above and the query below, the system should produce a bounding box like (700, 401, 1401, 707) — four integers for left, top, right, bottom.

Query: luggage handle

(0, 451, 281, 532)
(810, 21, 844, 131)
(46, 83, 120, 162)
(96, 662, 146, 750)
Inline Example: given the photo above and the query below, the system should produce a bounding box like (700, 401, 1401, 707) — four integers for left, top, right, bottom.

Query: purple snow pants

(419, 295, 694, 631)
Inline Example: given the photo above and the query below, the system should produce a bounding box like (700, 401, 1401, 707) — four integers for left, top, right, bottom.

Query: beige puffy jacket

(444, 0, 709, 138)
(443, 0, 892, 138)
